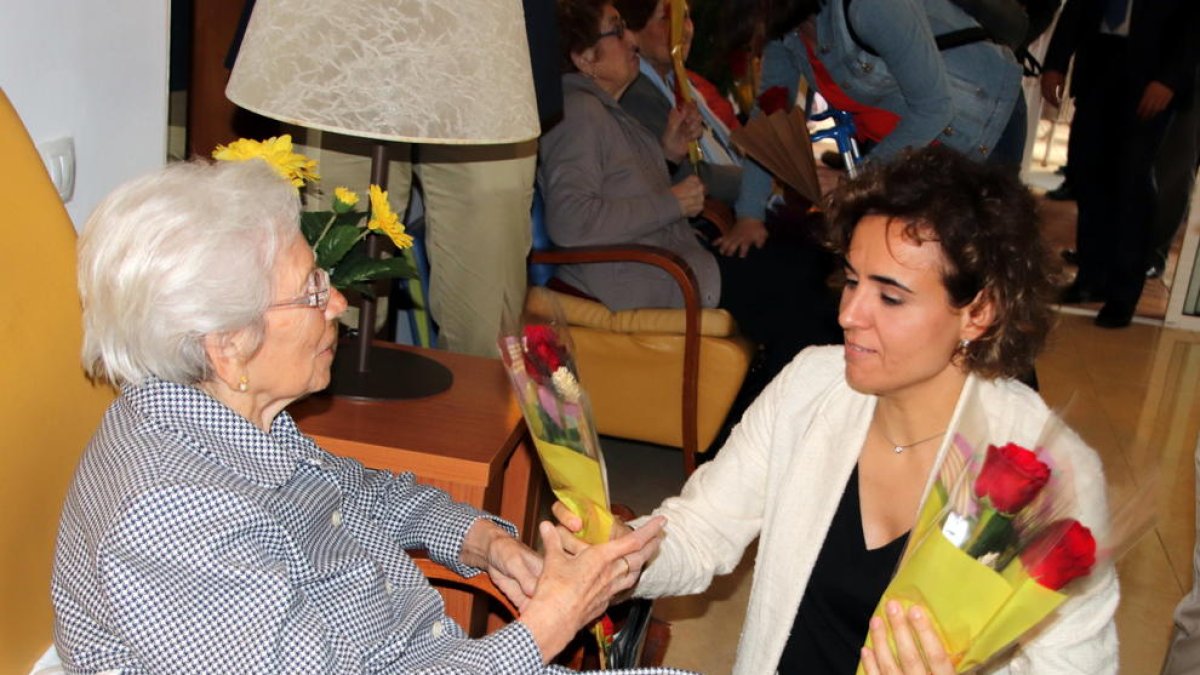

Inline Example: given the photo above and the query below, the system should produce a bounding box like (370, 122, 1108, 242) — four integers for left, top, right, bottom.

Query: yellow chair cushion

(0, 89, 115, 671)
(526, 287, 754, 451)
(526, 286, 739, 337)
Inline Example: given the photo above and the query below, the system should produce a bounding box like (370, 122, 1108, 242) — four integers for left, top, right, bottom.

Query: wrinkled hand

(1137, 81, 1174, 120)
(860, 601, 955, 675)
(484, 535, 543, 611)
(519, 518, 667, 663)
(671, 175, 706, 218)
(715, 217, 768, 258)
(1040, 70, 1066, 108)
(663, 102, 703, 164)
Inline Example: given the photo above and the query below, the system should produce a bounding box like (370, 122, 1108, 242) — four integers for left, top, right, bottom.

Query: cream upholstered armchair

(0, 89, 116, 672)
(527, 217, 754, 475)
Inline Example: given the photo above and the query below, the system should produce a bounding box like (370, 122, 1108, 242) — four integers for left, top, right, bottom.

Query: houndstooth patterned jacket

(51, 379, 687, 674)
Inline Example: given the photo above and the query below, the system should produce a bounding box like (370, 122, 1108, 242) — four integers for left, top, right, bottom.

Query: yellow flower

(333, 187, 359, 207)
(212, 134, 319, 188)
(367, 185, 414, 249)
(332, 186, 359, 214)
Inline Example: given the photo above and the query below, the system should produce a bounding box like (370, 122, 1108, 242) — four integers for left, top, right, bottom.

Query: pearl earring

(238, 374, 249, 392)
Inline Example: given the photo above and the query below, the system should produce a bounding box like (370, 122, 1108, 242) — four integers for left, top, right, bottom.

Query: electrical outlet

(37, 136, 76, 203)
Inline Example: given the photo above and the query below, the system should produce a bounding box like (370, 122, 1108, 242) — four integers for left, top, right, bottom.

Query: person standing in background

(1042, 0, 1198, 328)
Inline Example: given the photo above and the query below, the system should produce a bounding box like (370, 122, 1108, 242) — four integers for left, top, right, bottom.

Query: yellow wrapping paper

(859, 491, 1067, 673)
(669, 0, 702, 168)
(531, 436, 614, 545)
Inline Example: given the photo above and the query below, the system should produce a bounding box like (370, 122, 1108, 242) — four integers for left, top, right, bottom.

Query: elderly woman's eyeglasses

(268, 268, 331, 311)
(597, 18, 626, 41)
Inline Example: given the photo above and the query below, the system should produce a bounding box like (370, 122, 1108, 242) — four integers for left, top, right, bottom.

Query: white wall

(1, 0, 169, 230)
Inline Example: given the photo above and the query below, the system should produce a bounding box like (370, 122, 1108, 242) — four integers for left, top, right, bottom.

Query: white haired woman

(52, 159, 676, 674)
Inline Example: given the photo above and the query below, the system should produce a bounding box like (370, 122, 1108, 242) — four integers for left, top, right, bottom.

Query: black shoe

(1045, 183, 1075, 201)
(1060, 249, 1079, 266)
(1060, 281, 1106, 304)
(1094, 302, 1134, 329)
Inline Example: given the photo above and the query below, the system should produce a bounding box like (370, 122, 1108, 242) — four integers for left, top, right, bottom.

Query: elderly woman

(542, 0, 842, 434)
(558, 146, 1119, 674)
(614, 0, 743, 209)
(52, 159, 676, 673)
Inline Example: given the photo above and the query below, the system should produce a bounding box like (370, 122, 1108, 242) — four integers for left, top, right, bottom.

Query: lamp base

(326, 345, 453, 400)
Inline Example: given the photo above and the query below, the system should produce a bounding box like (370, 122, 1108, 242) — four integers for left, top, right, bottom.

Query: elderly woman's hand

(662, 102, 703, 164)
(860, 601, 955, 675)
(549, 501, 664, 597)
(519, 517, 667, 662)
(484, 535, 544, 611)
(671, 175, 706, 218)
(461, 520, 542, 610)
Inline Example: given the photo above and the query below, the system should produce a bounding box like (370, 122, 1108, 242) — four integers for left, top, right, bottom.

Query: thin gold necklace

(878, 426, 946, 454)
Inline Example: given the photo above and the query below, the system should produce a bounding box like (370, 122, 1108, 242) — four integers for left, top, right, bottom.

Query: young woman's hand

(860, 601, 955, 675)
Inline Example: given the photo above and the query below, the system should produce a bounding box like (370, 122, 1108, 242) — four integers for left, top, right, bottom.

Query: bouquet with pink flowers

(859, 383, 1152, 672)
(498, 312, 614, 547)
(499, 307, 622, 665)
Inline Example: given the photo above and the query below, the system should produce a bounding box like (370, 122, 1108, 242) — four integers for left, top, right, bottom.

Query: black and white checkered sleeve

(338, 456, 516, 577)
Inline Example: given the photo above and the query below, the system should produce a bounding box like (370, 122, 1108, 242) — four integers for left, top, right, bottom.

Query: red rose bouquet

(499, 306, 622, 666)
(858, 383, 1150, 673)
(497, 308, 614, 547)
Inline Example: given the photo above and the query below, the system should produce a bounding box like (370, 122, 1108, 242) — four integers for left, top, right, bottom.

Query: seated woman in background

(542, 0, 842, 425)
(614, 0, 743, 210)
(557, 147, 1119, 674)
(723, 0, 1025, 257)
(52, 158, 677, 674)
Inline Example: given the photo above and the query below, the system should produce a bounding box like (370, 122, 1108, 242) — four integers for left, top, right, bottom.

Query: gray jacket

(538, 73, 720, 310)
(620, 72, 743, 208)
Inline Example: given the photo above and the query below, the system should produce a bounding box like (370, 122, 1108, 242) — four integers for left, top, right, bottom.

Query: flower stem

(316, 212, 337, 247)
(965, 509, 1016, 561)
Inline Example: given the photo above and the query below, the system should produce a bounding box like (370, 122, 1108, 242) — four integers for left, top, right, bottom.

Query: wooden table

(288, 343, 540, 632)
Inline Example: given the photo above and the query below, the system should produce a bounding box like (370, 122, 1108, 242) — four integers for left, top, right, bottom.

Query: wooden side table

(288, 343, 541, 633)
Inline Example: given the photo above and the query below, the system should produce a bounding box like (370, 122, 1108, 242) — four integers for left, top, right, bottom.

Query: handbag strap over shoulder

(842, 0, 998, 57)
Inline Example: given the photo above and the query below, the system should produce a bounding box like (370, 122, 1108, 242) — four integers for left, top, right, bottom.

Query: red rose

(973, 443, 1051, 514)
(523, 324, 563, 381)
(1021, 519, 1096, 590)
(757, 86, 790, 116)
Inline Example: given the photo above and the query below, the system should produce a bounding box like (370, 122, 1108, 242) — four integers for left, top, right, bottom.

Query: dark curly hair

(825, 146, 1060, 379)
(557, 0, 610, 72)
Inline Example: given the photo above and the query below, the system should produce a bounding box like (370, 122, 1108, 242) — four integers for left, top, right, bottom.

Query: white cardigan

(635, 346, 1119, 674)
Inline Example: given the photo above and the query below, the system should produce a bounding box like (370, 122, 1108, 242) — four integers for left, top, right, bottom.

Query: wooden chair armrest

(529, 244, 702, 474)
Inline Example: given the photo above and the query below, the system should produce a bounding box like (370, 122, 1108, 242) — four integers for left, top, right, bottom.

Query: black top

(776, 465, 910, 674)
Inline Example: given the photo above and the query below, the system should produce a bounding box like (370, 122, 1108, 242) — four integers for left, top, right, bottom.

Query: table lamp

(226, 0, 540, 399)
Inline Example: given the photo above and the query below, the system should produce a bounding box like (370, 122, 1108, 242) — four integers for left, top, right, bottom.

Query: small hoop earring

(238, 374, 249, 392)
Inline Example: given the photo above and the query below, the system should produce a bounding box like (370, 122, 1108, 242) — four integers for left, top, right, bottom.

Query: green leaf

(299, 211, 331, 246)
(331, 256, 414, 287)
(333, 210, 363, 228)
(314, 224, 363, 270)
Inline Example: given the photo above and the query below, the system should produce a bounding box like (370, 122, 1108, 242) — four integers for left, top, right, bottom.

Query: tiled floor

(603, 313, 1200, 674)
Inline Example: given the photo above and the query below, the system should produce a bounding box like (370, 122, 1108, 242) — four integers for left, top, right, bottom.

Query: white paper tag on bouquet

(941, 512, 971, 547)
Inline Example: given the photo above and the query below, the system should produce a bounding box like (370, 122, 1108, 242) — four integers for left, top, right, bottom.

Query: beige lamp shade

(227, 0, 540, 144)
